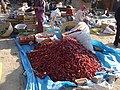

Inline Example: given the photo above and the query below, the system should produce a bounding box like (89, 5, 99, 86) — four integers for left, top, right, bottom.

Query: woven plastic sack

(59, 21, 78, 33)
(102, 24, 116, 35)
(66, 22, 94, 52)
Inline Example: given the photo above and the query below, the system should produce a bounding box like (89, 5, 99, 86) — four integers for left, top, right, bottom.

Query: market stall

(0, 2, 119, 89)
(13, 22, 120, 90)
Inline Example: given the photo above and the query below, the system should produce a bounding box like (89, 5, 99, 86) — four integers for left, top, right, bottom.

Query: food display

(18, 34, 35, 45)
(27, 36, 104, 83)
(35, 33, 52, 43)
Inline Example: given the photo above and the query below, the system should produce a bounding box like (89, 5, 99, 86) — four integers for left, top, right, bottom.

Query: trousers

(114, 24, 120, 45)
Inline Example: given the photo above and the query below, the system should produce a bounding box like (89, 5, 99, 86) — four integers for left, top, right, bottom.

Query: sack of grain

(65, 22, 94, 52)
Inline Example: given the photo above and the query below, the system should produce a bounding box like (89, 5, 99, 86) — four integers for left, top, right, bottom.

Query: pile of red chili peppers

(27, 36, 104, 82)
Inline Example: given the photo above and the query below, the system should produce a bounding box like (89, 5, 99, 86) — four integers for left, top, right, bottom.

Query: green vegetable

(0, 30, 6, 36)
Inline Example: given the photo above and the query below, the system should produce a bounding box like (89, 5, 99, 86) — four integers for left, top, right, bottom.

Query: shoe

(113, 42, 118, 48)
(114, 44, 118, 48)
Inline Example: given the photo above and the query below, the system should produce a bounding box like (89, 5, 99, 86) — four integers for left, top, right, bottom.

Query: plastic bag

(50, 8, 61, 18)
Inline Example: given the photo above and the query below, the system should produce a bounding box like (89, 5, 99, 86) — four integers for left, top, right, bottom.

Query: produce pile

(18, 34, 35, 45)
(27, 36, 104, 82)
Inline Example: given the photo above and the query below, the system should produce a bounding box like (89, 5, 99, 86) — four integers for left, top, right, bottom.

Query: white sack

(103, 23, 116, 35)
(66, 22, 94, 52)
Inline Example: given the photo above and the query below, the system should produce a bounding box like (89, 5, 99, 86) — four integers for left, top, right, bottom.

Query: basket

(24, 15, 36, 24)
(101, 22, 108, 29)
(59, 21, 78, 33)
(35, 33, 51, 43)
(0, 22, 13, 37)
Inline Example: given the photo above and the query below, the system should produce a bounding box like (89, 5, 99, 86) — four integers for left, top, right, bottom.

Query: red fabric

(80, 5, 86, 11)
(66, 8, 74, 16)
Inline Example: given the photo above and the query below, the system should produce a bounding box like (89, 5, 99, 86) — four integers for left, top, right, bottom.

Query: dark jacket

(33, 0, 45, 22)
(115, 7, 120, 25)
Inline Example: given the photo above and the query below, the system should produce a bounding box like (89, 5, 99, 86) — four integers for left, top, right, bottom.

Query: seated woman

(66, 5, 75, 21)
(88, 8, 96, 17)
(101, 8, 113, 18)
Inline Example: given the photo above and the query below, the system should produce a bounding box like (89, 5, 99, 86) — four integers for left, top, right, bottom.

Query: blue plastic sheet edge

(14, 36, 120, 90)
(14, 37, 76, 90)
(92, 39, 120, 71)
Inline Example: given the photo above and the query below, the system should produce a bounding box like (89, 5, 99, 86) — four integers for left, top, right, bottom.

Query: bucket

(54, 29, 63, 40)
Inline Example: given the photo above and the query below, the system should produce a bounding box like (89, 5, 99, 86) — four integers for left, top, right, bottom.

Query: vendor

(66, 5, 75, 21)
(49, 2, 57, 11)
(33, 0, 45, 33)
(88, 8, 96, 17)
(75, 5, 88, 23)
(22, 0, 32, 6)
(91, 0, 97, 15)
(91, 0, 97, 11)
(104, 8, 109, 16)
(101, 8, 113, 18)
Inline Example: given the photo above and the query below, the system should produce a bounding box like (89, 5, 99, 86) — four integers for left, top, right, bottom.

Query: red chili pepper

(27, 36, 104, 83)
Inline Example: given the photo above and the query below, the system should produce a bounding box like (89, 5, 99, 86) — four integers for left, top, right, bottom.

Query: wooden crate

(26, 24, 38, 32)
(16, 15, 24, 21)
(6, 19, 23, 26)
(24, 15, 36, 24)
(24, 15, 36, 22)
(24, 21, 36, 24)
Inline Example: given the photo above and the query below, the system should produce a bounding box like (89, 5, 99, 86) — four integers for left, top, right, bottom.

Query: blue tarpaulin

(92, 39, 120, 72)
(14, 37, 76, 90)
(14, 37, 120, 90)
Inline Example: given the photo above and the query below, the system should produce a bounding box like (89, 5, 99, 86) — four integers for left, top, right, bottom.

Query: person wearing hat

(65, 5, 75, 21)
(49, 1, 57, 11)
(75, 5, 87, 22)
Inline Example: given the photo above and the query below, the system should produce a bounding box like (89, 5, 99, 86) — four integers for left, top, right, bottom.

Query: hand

(30, 6, 34, 10)
(34, 7, 38, 10)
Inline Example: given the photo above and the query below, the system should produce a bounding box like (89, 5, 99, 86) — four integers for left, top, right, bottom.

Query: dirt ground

(91, 34, 120, 90)
(0, 13, 23, 90)
(0, 2, 120, 90)
(0, 38, 23, 90)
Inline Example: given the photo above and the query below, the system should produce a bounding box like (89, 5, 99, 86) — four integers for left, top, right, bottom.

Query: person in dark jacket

(33, 0, 45, 33)
(114, 6, 120, 47)
(91, 0, 97, 14)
